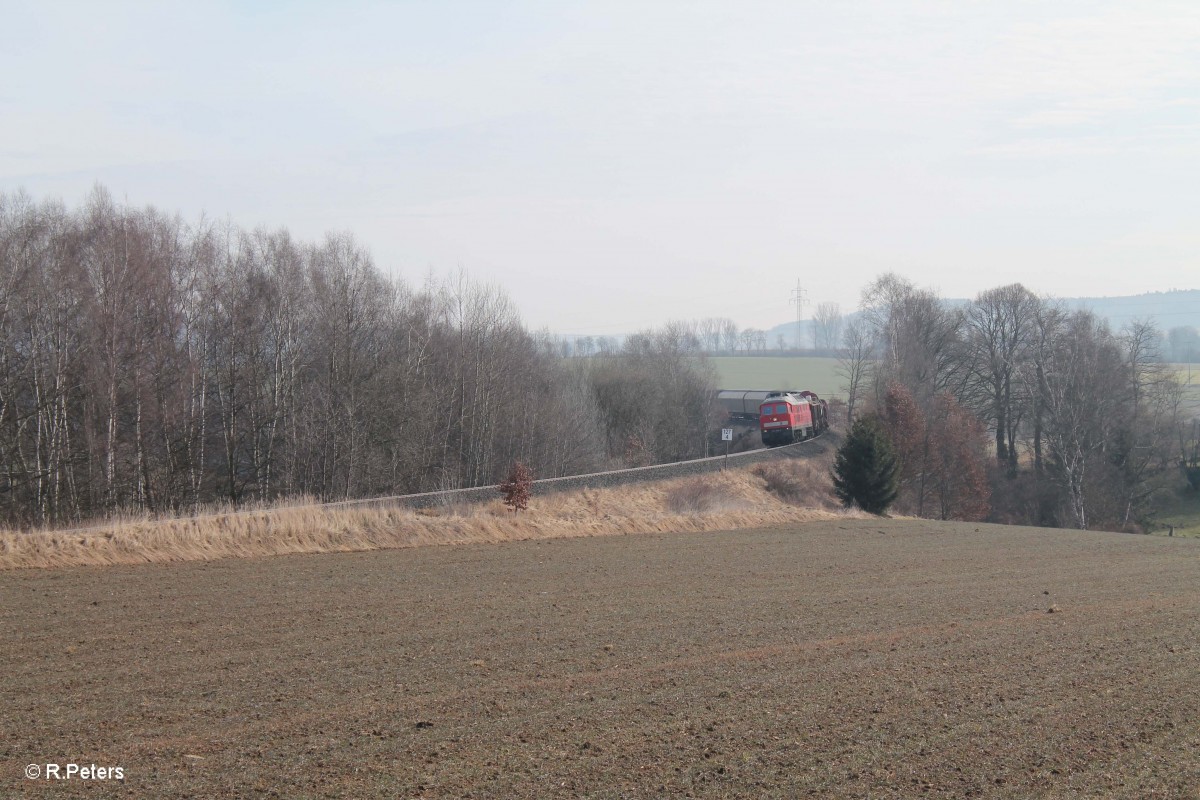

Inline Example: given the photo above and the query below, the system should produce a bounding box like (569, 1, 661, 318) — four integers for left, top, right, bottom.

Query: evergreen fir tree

(832, 414, 900, 515)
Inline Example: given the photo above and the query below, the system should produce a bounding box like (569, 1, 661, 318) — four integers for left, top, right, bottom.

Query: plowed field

(4, 519, 1200, 798)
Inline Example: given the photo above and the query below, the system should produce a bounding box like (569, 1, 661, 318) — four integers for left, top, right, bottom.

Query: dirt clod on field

(3, 519, 1200, 798)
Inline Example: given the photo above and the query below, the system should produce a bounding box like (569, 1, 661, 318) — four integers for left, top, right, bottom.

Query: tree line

(0, 188, 720, 526)
(838, 274, 1193, 531)
(555, 304, 847, 357)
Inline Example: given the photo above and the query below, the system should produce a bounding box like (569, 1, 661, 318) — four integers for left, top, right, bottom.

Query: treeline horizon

(4, 186, 1195, 533)
(554, 303, 1200, 365)
(0, 187, 720, 527)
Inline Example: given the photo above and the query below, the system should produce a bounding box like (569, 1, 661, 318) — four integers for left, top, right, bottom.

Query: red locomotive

(758, 390, 828, 446)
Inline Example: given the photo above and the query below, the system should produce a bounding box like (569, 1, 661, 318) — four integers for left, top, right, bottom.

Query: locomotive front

(758, 391, 823, 446)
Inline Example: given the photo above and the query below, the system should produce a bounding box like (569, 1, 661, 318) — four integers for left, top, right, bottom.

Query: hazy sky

(3, 1, 1198, 334)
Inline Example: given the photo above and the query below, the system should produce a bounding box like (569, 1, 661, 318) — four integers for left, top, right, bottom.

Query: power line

(790, 280, 807, 349)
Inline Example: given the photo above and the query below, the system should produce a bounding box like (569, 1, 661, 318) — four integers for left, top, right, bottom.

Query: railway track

(39, 431, 836, 535)
(354, 428, 835, 511)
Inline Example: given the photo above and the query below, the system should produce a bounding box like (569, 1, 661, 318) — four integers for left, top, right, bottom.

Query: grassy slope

(0, 459, 849, 569)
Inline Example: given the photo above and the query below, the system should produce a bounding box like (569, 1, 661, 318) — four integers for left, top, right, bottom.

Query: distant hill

(765, 290, 1200, 349)
(1059, 290, 1200, 333)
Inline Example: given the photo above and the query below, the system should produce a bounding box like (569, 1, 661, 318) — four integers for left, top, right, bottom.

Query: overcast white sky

(3, 1, 1198, 334)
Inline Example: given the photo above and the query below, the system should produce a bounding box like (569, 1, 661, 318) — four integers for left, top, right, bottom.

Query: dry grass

(752, 461, 837, 507)
(663, 476, 744, 513)
(751, 443, 840, 509)
(0, 467, 863, 570)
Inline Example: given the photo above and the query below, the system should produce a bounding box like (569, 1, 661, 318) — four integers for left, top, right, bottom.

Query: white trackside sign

(721, 428, 733, 441)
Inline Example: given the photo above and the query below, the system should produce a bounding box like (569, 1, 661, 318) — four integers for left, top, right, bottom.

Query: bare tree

(925, 393, 991, 521)
(813, 302, 843, 352)
(1115, 319, 1182, 528)
(587, 324, 721, 465)
(740, 328, 758, 353)
(698, 318, 724, 354)
(1037, 311, 1127, 529)
(837, 318, 874, 426)
(860, 273, 968, 405)
(720, 319, 740, 354)
(964, 284, 1039, 476)
(1019, 300, 1067, 478)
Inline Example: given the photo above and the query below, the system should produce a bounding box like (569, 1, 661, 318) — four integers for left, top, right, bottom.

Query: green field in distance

(1174, 364, 1200, 415)
(705, 356, 844, 398)
(704, 360, 1199, 411)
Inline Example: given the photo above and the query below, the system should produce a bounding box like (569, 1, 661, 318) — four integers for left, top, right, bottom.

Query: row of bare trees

(560, 312, 851, 357)
(590, 324, 724, 464)
(840, 274, 1190, 531)
(0, 188, 719, 526)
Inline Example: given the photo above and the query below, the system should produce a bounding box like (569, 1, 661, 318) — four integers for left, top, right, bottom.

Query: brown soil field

(3, 519, 1199, 798)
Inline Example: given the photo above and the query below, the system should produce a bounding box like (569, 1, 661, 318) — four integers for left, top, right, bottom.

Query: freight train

(717, 389, 829, 447)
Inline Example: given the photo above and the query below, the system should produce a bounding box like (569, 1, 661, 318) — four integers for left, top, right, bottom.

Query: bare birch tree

(813, 302, 843, 352)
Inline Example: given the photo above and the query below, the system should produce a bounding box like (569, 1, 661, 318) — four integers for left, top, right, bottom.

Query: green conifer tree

(832, 414, 900, 515)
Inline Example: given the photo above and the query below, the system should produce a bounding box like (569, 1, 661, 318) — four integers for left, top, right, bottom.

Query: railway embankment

(0, 433, 847, 570)
(360, 430, 840, 511)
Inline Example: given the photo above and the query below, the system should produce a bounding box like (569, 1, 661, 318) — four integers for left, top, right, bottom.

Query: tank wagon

(758, 390, 829, 446)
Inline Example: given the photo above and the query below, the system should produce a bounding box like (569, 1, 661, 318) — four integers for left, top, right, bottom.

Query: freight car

(758, 390, 828, 446)
(717, 389, 780, 421)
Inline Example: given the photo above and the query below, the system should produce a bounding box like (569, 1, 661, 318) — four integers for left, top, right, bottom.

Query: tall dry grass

(0, 465, 863, 570)
(751, 460, 839, 507)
